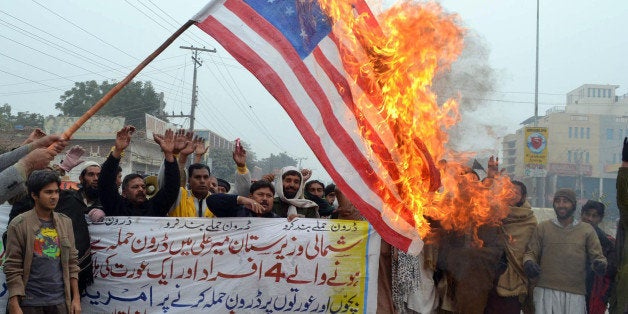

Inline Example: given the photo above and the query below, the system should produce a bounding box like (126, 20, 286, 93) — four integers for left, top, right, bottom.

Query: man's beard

(84, 185, 99, 200)
(284, 190, 297, 199)
(554, 205, 575, 220)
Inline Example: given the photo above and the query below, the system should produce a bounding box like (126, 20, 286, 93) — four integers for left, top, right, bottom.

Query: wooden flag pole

(60, 20, 195, 140)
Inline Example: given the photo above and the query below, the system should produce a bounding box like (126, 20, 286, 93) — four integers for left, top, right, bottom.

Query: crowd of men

(0, 125, 627, 314)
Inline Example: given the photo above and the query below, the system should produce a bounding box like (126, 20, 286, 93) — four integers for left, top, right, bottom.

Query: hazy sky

(1, 0, 626, 183)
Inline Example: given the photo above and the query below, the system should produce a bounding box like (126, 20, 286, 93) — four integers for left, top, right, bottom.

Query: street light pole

(534, 0, 540, 125)
(533, 0, 544, 207)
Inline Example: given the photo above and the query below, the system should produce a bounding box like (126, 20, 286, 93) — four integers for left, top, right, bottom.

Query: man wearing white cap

(56, 159, 104, 293)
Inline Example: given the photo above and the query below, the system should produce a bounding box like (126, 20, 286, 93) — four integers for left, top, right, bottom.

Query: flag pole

(60, 20, 196, 140)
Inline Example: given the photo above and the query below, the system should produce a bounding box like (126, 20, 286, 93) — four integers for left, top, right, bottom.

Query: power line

(26, 0, 198, 88)
(0, 52, 76, 84)
(144, 0, 218, 51)
(0, 31, 192, 95)
(30, 0, 140, 61)
(123, 0, 172, 33)
(203, 54, 287, 151)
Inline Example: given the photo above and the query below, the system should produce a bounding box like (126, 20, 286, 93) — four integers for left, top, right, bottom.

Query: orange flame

(318, 0, 515, 242)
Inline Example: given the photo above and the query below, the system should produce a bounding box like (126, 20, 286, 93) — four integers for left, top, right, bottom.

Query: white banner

(145, 113, 178, 140)
(0, 210, 381, 313)
(43, 116, 125, 140)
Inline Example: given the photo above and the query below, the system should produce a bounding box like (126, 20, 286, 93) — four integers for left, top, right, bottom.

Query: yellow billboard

(524, 127, 548, 177)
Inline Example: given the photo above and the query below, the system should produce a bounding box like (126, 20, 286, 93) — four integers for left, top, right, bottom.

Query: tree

(13, 111, 44, 129)
(207, 141, 259, 182)
(241, 141, 258, 170)
(0, 103, 44, 130)
(257, 153, 297, 176)
(209, 147, 236, 182)
(0, 104, 12, 130)
(55, 80, 168, 130)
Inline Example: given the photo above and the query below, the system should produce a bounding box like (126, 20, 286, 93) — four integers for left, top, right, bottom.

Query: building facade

(502, 84, 628, 220)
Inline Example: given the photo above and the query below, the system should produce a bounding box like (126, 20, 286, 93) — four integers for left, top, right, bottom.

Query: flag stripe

(195, 12, 415, 251)
(309, 47, 422, 227)
(311, 47, 404, 190)
(193, 0, 424, 252)
(222, 0, 418, 227)
(309, 37, 405, 201)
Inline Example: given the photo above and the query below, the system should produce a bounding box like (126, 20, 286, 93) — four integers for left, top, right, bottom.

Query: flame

(318, 0, 516, 243)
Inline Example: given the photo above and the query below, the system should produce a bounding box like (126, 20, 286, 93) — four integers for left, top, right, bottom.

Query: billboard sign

(524, 127, 548, 177)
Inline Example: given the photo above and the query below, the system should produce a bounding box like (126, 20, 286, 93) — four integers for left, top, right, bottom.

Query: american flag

(192, 0, 426, 253)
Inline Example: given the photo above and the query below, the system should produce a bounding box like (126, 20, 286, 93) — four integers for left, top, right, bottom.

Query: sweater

(523, 219, 606, 295)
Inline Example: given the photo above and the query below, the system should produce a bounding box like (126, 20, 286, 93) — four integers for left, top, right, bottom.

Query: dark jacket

(99, 153, 180, 216)
(233, 205, 280, 218)
(56, 188, 100, 292)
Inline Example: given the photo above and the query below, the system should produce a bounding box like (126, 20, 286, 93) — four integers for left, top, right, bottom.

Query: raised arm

(111, 126, 135, 159)
(99, 126, 135, 216)
(151, 129, 181, 216)
(153, 129, 175, 162)
(175, 130, 194, 187)
(0, 135, 67, 204)
(232, 141, 251, 196)
(193, 137, 209, 164)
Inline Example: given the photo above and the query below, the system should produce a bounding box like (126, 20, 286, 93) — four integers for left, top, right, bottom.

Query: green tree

(257, 152, 297, 175)
(55, 80, 167, 130)
(0, 104, 12, 130)
(209, 147, 236, 181)
(206, 140, 259, 182)
(13, 111, 44, 129)
(241, 141, 258, 170)
(0, 103, 44, 130)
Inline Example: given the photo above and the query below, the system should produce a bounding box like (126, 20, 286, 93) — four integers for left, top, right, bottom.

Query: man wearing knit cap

(523, 188, 607, 314)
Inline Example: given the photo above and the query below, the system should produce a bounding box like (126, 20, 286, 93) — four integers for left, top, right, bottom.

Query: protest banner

(0, 210, 381, 313)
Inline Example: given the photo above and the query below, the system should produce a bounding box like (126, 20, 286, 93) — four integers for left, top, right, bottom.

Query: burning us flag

(192, 0, 511, 253)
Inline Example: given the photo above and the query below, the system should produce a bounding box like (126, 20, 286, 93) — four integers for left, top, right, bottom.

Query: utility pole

(296, 156, 308, 169)
(165, 46, 216, 131)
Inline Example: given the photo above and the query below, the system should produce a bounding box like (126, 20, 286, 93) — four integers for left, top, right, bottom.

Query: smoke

(432, 30, 505, 155)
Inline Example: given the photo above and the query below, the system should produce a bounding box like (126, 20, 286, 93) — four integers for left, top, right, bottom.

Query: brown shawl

(496, 201, 537, 297)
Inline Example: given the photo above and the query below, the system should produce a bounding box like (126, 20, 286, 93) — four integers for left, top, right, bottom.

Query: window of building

(586, 128, 590, 139)
(598, 89, 602, 97)
(607, 128, 614, 140)
(568, 150, 572, 162)
(569, 127, 572, 138)
(580, 127, 584, 138)
(586, 152, 590, 163)
(603, 89, 607, 98)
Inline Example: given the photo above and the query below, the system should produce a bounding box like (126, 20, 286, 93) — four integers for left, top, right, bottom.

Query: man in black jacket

(55, 161, 103, 293)
(98, 126, 180, 217)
